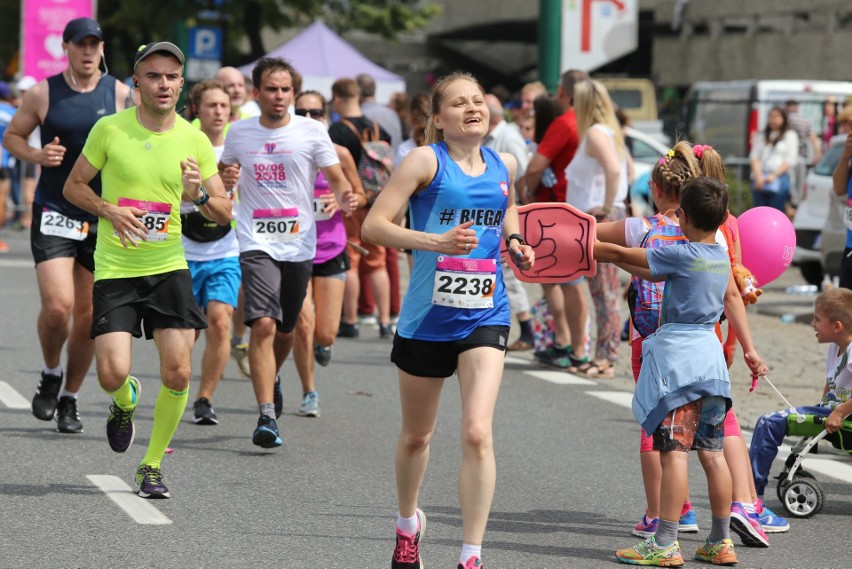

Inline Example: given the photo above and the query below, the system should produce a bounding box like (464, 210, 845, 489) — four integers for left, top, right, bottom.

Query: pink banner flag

(22, 0, 94, 81)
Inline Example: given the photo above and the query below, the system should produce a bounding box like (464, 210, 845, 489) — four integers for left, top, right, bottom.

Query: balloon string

(762, 375, 797, 413)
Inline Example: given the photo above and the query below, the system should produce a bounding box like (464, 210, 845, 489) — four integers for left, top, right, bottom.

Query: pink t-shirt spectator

(313, 171, 346, 264)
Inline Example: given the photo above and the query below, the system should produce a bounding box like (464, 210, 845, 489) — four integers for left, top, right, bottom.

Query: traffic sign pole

(539, 0, 562, 92)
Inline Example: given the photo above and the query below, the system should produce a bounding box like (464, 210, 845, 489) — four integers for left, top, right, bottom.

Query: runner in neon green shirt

(64, 42, 231, 499)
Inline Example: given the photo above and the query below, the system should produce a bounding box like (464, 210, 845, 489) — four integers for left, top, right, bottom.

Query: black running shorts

(391, 325, 510, 378)
(30, 207, 97, 272)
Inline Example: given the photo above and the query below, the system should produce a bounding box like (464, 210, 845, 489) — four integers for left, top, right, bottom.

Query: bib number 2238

(432, 256, 497, 309)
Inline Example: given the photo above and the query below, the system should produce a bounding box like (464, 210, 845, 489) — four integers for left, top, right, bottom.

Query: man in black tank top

(2, 17, 132, 434)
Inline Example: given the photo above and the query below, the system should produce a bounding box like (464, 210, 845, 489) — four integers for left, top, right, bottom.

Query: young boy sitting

(749, 287, 852, 501)
(595, 177, 768, 567)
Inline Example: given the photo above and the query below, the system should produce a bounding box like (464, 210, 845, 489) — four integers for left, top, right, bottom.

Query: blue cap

(63, 18, 104, 43)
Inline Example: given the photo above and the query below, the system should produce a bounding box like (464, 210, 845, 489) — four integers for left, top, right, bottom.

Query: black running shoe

(192, 397, 218, 425)
(337, 322, 359, 338)
(252, 415, 282, 448)
(135, 465, 170, 499)
(379, 323, 395, 339)
(56, 396, 83, 433)
(273, 376, 283, 419)
(32, 371, 62, 420)
(106, 376, 139, 453)
(314, 344, 332, 367)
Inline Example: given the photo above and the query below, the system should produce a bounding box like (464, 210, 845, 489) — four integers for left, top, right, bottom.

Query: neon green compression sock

(105, 376, 136, 410)
(140, 385, 188, 469)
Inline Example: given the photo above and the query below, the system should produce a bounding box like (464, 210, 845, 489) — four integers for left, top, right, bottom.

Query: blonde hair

(573, 79, 626, 160)
(815, 288, 852, 330)
(693, 144, 726, 182)
(424, 72, 485, 145)
(651, 141, 701, 201)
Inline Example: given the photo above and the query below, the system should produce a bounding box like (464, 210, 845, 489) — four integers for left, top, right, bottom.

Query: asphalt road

(0, 230, 849, 569)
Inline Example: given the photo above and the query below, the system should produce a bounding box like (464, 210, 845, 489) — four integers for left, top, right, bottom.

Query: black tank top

(36, 73, 118, 221)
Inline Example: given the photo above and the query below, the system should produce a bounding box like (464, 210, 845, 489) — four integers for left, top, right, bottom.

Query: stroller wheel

(781, 476, 824, 518)
(775, 475, 790, 503)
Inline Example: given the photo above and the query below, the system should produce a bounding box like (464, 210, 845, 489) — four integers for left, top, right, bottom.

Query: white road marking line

(587, 390, 633, 409)
(586, 391, 852, 483)
(524, 370, 596, 385)
(0, 381, 30, 409)
(86, 475, 172, 525)
(504, 356, 531, 366)
(0, 259, 32, 269)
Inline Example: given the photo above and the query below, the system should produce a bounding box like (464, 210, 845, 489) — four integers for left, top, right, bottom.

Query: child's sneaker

(678, 508, 699, 533)
(755, 499, 789, 533)
(392, 509, 425, 568)
(458, 556, 483, 568)
(694, 538, 737, 566)
(632, 513, 659, 538)
(616, 537, 684, 566)
(729, 502, 769, 547)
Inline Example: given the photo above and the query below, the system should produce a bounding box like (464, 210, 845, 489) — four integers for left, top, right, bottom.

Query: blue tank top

(396, 142, 511, 341)
(36, 73, 118, 221)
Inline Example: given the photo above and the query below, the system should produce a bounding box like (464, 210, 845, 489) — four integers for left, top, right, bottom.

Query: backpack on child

(627, 215, 689, 338)
(340, 119, 394, 205)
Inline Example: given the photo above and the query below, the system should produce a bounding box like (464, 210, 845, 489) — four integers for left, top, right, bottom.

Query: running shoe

(615, 537, 683, 566)
(252, 415, 282, 448)
(55, 396, 83, 434)
(694, 538, 737, 566)
(298, 391, 320, 417)
(135, 465, 170, 499)
(379, 323, 395, 338)
(632, 513, 659, 538)
(678, 508, 699, 533)
(458, 557, 483, 568)
(314, 344, 332, 366)
(729, 501, 769, 547)
(106, 376, 139, 453)
(392, 508, 425, 569)
(32, 371, 62, 420)
(337, 322, 359, 338)
(231, 343, 250, 378)
(192, 397, 218, 425)
(755, 499, 789, 533)
(274, 377, 283, 419)
(359, 312, 378, 326)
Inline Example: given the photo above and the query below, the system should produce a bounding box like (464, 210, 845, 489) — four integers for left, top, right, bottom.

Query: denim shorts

(652, 396, 728, 452)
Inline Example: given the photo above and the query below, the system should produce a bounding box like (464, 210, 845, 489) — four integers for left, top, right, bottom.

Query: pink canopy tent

(238, 20, 406, 103)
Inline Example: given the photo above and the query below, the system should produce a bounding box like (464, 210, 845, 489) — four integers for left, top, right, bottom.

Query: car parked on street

(792, 134, 846, 284)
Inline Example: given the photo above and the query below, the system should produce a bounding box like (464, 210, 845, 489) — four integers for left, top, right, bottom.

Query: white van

(683, 80, 852, 159)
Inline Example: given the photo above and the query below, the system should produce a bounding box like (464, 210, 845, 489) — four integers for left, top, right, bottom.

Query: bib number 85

(141, 215, 167, 231)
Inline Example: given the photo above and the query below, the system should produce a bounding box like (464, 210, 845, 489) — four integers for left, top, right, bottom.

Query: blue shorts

(187, 257, 241, 310)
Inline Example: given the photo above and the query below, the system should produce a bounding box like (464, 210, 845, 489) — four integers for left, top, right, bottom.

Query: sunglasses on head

(295, 108, 325, 118)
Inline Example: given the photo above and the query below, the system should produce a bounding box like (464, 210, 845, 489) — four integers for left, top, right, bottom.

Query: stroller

(774, 413, 852, 518)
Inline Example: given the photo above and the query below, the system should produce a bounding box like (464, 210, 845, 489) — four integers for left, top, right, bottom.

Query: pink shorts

(632, 338, 742, 452)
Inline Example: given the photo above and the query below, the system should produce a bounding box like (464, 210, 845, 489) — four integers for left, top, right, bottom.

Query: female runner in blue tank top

(363, 73, 534, 569)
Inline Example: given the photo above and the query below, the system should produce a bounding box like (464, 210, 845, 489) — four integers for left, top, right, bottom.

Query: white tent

(238, 21, 406, 103)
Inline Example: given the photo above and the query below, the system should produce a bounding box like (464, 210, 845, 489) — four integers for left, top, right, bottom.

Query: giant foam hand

(502, 203, 597, 283)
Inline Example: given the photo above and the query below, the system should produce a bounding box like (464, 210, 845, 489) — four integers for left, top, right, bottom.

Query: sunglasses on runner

(295, 108, 325, 118)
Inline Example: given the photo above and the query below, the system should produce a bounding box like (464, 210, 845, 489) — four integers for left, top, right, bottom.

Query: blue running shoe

(252, 415, 282, 448)
(297, 391, 320, 417)
(678, 508, 699, 533)
(756, 499, 789, 533)
(632, 513, 659, 538)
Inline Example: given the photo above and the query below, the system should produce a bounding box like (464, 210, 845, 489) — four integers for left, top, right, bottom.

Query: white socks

(43, 365, 62, 376)
(58, 389, 77, 400)
(460, 544, 482, 565)
(396, 513, 419, 536)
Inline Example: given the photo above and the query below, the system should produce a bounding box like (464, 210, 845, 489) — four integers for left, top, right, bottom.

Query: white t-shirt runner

(220, 115, 339, 262)
(180, 144, 240, 261)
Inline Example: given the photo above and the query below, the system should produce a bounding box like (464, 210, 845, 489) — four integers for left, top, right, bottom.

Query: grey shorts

(240, 250, 312, 333)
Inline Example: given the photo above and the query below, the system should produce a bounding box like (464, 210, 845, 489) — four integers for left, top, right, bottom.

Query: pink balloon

(737, 207, 796, 286)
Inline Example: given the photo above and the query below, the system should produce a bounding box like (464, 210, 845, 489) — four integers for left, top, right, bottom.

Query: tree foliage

(1, 0, 439, 80)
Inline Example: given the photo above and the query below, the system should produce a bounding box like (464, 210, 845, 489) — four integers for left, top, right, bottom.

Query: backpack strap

(339, 118, 365, 143)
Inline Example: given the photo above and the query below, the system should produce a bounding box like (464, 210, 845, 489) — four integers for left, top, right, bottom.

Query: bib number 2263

(40, 209, 88, 241)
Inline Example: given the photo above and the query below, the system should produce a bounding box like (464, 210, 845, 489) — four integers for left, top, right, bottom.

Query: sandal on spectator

(508, 338, 534, 352)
